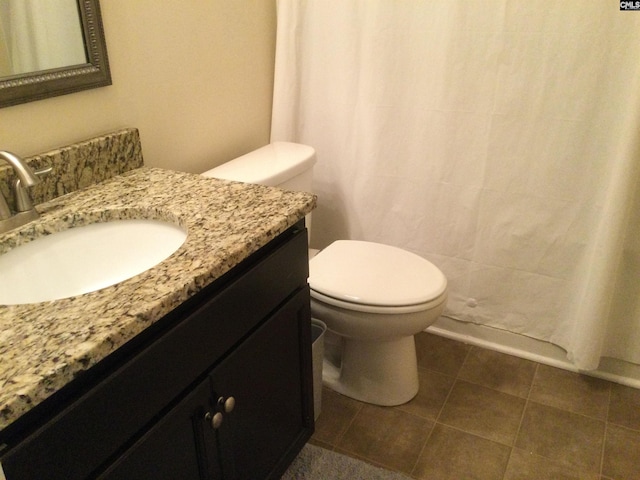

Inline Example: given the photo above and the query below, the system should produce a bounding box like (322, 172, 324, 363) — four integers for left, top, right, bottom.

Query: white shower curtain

(271, 0, 640, 371)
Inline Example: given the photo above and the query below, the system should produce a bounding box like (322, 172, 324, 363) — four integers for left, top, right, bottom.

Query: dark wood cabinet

(96, 379, 216, 480)
(98, 288, 311, 480)
(209, 288, 311, 480)
(0, 225, 313, 480)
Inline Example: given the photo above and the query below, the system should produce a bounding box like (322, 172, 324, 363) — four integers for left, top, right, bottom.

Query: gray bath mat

(281, 443, 413, 480)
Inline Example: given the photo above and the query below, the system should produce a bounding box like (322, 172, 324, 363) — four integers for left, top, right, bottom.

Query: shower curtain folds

(271, 0, 640, 370)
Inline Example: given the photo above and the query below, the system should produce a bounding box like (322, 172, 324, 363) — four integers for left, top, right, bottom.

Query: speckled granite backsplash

(0, 128, 143, 211)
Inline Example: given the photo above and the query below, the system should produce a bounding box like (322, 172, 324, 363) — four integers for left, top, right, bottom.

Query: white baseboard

(427, 316, 640, 389)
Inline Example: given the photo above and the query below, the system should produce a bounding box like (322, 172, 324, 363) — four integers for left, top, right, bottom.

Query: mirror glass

(0, 0, 87, 76)
(0, 0, 111, 108)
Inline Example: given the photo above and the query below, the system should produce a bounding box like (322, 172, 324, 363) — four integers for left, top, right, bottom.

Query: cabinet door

(96, 379, 218, 480)
(209, 287, 313, 480)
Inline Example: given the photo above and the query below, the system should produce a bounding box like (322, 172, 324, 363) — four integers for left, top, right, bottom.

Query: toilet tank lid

(202, 142, 316, 187)
(308, 240, 447, 307)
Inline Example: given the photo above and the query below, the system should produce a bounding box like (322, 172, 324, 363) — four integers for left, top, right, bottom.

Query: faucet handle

(14, 166, 52, 212)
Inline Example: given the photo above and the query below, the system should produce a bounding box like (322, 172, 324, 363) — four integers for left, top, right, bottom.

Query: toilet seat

(309, 240, 447, 311)
(310, 288, 447, 314)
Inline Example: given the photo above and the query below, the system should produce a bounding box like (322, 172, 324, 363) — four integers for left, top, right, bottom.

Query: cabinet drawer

(1, 227, 309, 480)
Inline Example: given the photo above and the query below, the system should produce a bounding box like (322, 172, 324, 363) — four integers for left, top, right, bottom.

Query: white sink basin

(0, 219, 187, 305)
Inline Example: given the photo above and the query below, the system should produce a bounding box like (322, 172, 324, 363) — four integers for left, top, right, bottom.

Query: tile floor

(310, 332, 640, 480)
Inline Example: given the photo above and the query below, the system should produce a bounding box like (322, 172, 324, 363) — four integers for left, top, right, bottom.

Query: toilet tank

(202, 142, 316, 192)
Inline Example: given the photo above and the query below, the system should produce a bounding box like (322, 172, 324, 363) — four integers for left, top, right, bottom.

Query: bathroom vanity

(0, 136, 317, 480)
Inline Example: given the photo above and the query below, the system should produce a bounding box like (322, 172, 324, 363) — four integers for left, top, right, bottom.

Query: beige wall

(0, 1, 277, 173)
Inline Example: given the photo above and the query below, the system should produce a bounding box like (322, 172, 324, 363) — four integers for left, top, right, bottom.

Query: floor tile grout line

(599, 383, 613, 479)
(408, 345, 472, 479)
(428, 421, 515, 449)
(501, 361, 539, 480)
(331, 400, 363, 451)
(525, 397, 613, 423)
(605, 420, 640, 434)
(433, 343, 472, 424)
(606, 416, 640, 433)
(407, 410, 437, 479)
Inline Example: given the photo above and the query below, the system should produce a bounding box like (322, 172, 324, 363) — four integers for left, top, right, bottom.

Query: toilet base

(322, 335, 419, 406)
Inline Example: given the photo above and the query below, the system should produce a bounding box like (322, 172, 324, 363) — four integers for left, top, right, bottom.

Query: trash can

(311, 318, 327, 421)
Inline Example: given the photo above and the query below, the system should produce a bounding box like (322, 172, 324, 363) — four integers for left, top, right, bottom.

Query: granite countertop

(0, 167, 316, 431)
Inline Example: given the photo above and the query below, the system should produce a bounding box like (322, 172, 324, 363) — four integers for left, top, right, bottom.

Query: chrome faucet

(0, 151, 49, 234)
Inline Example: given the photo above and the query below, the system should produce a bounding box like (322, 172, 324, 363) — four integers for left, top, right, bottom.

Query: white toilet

(202, 142, 448, 406)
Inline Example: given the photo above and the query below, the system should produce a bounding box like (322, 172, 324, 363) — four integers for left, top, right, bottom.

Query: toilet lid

(308, 240, 447, 307)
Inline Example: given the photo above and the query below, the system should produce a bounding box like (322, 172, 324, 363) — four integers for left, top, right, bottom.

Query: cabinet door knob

(224, 396, 235, 413)
(205, 411, 223, 429)
(217, 396, 236, 413)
